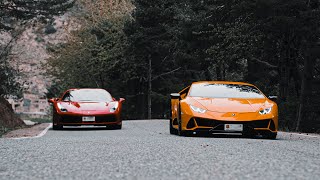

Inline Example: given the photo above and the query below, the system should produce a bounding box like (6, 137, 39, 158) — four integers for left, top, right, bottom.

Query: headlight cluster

(57, 103, 68, 112)
(259, 107, 272, 115)
(190, 105, 206, 113)
(110, 102, 119, 113)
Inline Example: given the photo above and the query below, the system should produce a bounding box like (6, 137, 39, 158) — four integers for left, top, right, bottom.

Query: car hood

(191, 97, 268, 113)
(59, 101, 110, 111)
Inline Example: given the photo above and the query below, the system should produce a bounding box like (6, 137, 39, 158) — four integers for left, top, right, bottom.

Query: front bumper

(174, 117, 277, 134)
(54, 114, 121, 126)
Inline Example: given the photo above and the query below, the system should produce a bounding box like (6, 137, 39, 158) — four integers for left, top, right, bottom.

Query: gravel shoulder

(2, 123, 51, 138)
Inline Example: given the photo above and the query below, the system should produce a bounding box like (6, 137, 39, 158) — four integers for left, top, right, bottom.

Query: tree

(0, 0, 75, 97)
(45, 0, 320, 132)
(46, 0, 133, 117)
(0, 29, 25, 97)
(124, 0, 197, 119)
(0, 0, 75, 31)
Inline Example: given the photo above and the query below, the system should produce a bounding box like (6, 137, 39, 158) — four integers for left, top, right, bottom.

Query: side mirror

(119, 98, 125, 103)
(268, 96, 278, 102)
(170, 93, 181, 100)
(48, 98, 55, 103)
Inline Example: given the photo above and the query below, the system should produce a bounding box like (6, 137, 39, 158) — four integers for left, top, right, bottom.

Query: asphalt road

(1, 120, 320, 180)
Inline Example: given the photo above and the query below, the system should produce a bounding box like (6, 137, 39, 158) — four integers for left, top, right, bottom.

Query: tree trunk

(279, 38, 289, 102)
(246, 59, 254, 83)
(216, 61, 222, 80)
(296, 51, 316, 131)
(148, 57, 152, 119)
(222, 62, 226, 80)
(205, 68, 212, 81)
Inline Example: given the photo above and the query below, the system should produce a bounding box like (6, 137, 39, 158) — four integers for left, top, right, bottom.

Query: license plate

(82, 116, 95, 122)
(224, 124, 243, 131)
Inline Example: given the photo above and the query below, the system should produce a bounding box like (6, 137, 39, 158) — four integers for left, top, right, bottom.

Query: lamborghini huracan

(170, 81, 278, 139)
(48, 88, 125, 130)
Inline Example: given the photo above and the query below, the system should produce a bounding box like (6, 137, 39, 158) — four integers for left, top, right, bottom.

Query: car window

(188, 83, 265, 99)
(62, 89, 113, 102)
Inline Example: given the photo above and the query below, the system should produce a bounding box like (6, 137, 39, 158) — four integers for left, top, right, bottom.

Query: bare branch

(152, 67, 181, 81)
(252, 57, 278, 69)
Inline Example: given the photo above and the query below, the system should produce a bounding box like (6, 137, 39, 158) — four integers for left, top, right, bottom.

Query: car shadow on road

(50, 127, 120, 131)
(183, 133, 279, 140)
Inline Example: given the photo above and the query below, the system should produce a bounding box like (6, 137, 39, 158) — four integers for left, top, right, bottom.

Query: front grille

(247, 120, 270, 128)
(60, 115, 82, 123)
(195, 118, 271, 129)
(195, 118, 219, 127)
(60, 115, 117, 123)
(95, 115, 117, 123)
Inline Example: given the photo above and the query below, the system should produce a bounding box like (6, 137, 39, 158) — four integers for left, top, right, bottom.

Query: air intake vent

(187, 118, 196, 129)
(173, 119, 178, 125)
(269, 120, 276, 131)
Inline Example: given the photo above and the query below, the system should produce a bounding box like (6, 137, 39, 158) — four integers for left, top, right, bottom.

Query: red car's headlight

(110, 102, 119, 113)
(57, 103, 68, 112)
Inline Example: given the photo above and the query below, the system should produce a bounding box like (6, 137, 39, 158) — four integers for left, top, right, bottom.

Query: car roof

(191, 81, 255, 86)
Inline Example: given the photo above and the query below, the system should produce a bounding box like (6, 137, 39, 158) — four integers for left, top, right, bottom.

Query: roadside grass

(0, 125, 24, 138)
(0, 126, 9, 137)
(17, 113, 52, 124)
(29, 118, 51, 124)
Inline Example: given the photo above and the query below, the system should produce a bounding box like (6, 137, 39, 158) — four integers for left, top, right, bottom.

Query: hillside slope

(0, 97, 25, 136)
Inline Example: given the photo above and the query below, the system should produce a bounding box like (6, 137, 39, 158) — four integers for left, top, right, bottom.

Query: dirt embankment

(3, 123, 50, 138)
(0, 97, 25, 135)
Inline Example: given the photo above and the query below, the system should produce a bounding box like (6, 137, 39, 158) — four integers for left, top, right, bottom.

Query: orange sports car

(170, 81, 278, 139)
(48, 88, 125, 130)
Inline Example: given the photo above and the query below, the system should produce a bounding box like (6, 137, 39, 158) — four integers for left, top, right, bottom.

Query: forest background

(1, 0, 320, 133)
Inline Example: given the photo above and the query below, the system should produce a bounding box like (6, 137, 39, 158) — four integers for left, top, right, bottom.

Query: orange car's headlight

(259, 107, 272, 115)
(190, 105, 206, 113)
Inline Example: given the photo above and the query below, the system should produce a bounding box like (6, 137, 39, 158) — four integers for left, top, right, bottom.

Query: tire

(169, 119, 177, 135)
(52, 108, 62, 130)
(177, 103, 186, 136)
(178, 119, 185, 136)
(107, 124, 122, 130)
(52, 124, 63, 130)
(114, 124, 122, 130)
(262, 132, 277, 139)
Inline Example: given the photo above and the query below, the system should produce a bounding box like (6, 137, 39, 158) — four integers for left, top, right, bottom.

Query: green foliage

(0, 62, 22, 97)
(0, 125, 11, 137)
(29, 118, 51, 123)
(46, 17, 130, 98)
(0, 38, 22, 97)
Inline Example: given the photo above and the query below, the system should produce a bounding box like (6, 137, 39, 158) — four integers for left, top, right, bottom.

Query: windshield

(188, 83, 265, 99)
(62, 89, 113, 102)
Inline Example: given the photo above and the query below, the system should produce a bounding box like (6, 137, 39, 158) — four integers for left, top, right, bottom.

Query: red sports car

(48, 88, 125, 130)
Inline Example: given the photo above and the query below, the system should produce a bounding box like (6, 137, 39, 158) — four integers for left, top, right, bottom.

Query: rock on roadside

(0, 96, 25, 135)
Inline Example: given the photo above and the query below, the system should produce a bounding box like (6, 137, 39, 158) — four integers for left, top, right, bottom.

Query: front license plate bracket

(224, 124, 243, 131)
(82, 116, 95, 122)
